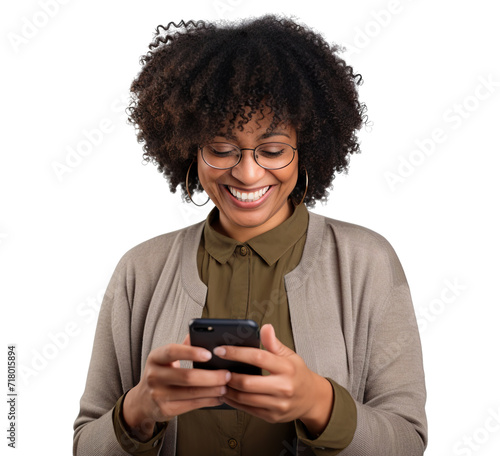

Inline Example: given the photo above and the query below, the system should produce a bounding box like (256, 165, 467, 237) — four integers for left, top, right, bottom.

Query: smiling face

(197, 111, 299, 242)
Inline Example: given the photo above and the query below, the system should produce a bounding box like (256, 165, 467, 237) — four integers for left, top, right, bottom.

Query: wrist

(122, 386, 156, 441)
(299, 375, 334, 437)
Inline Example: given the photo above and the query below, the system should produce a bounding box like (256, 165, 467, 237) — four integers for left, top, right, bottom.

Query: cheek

(277, 167, 299, 191)
(197, 166, 223, 194)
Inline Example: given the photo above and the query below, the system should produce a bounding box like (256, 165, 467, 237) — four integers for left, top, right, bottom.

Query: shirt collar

(203, 203, 309, 266)
(203, 210, 240, 264)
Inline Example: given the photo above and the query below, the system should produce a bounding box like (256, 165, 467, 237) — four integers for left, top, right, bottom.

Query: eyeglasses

(199, 142, 297, 170)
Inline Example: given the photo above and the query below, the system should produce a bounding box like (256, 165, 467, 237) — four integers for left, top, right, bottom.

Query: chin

(229, 212, 274, 229)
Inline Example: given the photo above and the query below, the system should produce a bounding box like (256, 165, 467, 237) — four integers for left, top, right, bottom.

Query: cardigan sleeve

(72, 257, 166, 456)
(112, 392, 168, 455)
(339, 282, 427, 455)
(295, 379, 357, 454)
(285, 216, 427, 456)
(297, 284, 426, 456)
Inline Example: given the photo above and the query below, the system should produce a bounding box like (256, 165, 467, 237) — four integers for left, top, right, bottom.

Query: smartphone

(189, 318, 261, 375)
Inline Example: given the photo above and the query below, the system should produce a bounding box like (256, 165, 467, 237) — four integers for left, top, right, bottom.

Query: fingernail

(213, 347, 226, 357)
(225, 371, 232, 382)
(200, 350, 212, 361)
(220, 386, 227, 395)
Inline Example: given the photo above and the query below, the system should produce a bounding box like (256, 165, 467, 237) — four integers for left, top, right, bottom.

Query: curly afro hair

(127, 14, 367, 207)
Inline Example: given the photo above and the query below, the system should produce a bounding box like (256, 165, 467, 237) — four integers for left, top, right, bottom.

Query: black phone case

(189, 318, 261, 410)
(189, 318, 261, 375)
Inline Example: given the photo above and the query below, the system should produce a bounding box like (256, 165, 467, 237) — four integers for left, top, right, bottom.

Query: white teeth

(228, 186, 270, 202)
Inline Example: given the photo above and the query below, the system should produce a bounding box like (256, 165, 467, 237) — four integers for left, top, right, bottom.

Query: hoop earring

(186, 160, 210, 207)
(296, 168, 309, 206)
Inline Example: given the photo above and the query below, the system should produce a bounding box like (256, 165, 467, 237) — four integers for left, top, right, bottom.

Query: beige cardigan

(73, 211, 427, 455)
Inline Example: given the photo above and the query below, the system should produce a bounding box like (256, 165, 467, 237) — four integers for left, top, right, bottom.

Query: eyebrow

(214, 130, 291, 141)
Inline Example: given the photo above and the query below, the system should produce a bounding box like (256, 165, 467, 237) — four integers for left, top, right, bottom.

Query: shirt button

(239, 246, 248, 256)
(228, 438, 238, 449)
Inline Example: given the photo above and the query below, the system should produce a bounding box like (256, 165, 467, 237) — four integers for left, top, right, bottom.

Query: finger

(226, 371, 282, 394)
(147, 366, 231, 389)
(213, 345, 288, 373)
(223, 388, 277, 409)
(182, 333, 191, 345)
(161, 397, 224, 418)
(163, 384, 228, 402)
(149, 343, 211, 365)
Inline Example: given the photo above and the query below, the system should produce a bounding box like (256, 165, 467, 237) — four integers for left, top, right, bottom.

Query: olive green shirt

(113, 204, 356, 455)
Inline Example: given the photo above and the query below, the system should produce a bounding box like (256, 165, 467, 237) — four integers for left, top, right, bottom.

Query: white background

(1, 0, 499, 454)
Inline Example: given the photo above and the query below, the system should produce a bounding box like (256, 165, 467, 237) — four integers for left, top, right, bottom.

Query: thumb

(261, 324, 294, 357)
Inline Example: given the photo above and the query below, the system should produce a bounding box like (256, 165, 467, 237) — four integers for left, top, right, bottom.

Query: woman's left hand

(214, 323, 334, 436)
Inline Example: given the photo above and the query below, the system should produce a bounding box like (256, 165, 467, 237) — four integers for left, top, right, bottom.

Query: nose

(231, 150, 266, 184)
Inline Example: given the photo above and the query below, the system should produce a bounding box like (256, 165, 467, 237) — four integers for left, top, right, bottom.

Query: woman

(73, 15, 427, 455)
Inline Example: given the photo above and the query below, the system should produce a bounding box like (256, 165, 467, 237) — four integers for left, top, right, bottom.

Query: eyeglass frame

(198, 141, 298, 170)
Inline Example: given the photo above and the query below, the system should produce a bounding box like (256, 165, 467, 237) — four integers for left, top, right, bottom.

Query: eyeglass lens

(202, 143, 294, 170)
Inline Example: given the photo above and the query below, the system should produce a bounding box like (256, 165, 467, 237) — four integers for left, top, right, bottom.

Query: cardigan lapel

(285, 212, 351, 387)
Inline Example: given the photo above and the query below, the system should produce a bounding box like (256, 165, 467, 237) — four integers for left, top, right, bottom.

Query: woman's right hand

(121, 337, 231, 441)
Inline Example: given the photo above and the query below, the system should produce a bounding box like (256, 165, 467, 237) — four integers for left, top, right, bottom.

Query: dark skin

(123, 114, 334, 441)
(214, 324, 334, 435)
(127, 16, 366, 207)
(123, 324, 334, 441)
